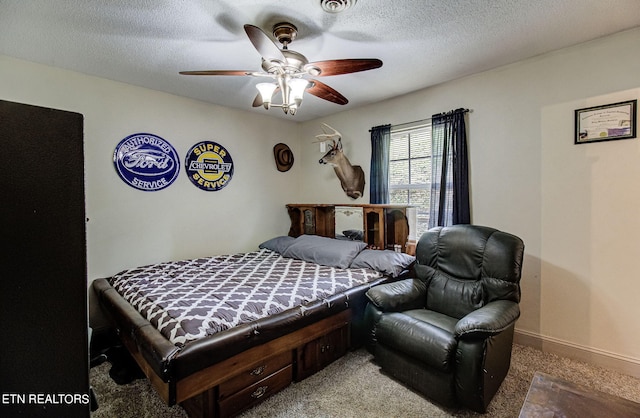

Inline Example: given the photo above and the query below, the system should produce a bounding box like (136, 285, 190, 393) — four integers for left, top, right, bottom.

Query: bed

(93, 234, 415, 418)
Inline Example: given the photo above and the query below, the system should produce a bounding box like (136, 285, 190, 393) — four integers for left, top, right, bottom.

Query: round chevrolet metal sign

(185, 141, 234, 191)
(113, 133, 180, 191)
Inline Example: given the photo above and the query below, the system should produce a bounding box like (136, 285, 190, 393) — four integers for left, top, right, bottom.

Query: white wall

(541, 88, 640, 362)
(298, 28, 640, 369)
(0, 56, 301, 327)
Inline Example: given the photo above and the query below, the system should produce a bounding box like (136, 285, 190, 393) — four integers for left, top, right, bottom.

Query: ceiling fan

(179, 22, 383, 115)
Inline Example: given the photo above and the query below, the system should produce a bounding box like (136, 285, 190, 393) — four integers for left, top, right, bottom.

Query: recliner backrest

(415, 225, 525, 318)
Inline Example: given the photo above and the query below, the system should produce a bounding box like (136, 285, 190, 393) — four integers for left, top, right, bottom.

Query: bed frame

(93, 204, 413, 417)
(93, 274, 386, 418)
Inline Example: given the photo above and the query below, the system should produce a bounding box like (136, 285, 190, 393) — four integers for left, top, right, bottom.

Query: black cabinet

(0, 100, 89, 417)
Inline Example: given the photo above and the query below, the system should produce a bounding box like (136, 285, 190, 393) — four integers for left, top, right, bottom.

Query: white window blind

(389, 122, 432, 238)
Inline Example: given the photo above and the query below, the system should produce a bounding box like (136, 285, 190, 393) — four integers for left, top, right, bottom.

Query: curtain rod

(431, 107, 470, 118)
(369, 108, 470, 132)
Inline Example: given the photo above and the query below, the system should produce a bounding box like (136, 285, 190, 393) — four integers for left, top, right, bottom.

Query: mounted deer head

(315, 124, 365, 199)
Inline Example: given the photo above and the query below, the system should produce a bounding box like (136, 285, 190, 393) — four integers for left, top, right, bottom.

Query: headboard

(286, 204, 415, 254)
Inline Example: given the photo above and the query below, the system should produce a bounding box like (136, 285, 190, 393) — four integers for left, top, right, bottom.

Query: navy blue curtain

(369, 124, 391, 204)
(428, 109, 470, 227)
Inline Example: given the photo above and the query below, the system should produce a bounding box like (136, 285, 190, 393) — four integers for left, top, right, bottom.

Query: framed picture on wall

(575, 99, 637, 144)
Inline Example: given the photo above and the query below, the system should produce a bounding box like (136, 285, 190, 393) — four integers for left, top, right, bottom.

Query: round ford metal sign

(185, 141, 234, 191)
(113, 133, 180, 191)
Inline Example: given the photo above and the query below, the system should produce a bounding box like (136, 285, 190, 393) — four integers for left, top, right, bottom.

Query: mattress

(109, 248, 384, 348)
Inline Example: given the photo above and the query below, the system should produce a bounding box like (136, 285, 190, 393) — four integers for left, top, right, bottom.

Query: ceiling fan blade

(244, 24, 286, 63)
(179, 70, 253, 76)
(252, 87, 281, 107)
(307, 80, 348, 105)
(309, 59, 383, 76)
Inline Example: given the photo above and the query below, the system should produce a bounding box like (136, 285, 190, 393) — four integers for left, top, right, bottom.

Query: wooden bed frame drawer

(218, 350, 292, 400)
(217, 364, 293, 418)
(296, 323, 349, 380)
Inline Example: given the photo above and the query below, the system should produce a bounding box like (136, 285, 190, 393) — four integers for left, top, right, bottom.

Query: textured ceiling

(1, 0, 640, 121)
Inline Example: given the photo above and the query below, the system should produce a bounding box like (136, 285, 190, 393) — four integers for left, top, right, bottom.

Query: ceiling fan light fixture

(320, 0, 357, 13)
(256, 82, 278, 109)
(288, 78, 310, 107)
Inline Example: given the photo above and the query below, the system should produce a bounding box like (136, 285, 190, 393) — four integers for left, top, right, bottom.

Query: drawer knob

(251, 386, 268, 399)
(250, 365, 266, 376)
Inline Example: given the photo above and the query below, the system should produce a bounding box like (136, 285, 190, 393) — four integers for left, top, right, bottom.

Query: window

(388, 122, 432, 238)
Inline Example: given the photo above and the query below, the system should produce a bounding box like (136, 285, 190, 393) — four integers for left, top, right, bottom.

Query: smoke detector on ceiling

(320, 0, 357, 13)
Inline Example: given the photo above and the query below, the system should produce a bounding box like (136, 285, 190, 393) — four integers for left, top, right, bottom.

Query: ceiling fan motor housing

(261, 49, 309, 74)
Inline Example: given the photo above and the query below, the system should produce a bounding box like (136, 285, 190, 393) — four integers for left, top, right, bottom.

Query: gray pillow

(258, 236, 295, 254)
(350, 249, 415, 276)
(282, 235, 367, 268)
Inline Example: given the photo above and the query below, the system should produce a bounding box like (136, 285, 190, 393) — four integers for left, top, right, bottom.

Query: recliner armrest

(365, 278, 426, 312)
(455, 300, 520, 339)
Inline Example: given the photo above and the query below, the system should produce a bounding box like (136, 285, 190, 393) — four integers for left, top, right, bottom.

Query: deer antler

(312, 123, 342, 144)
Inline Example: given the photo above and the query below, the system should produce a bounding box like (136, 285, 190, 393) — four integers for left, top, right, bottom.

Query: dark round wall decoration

(113, 132, 180, 191)
(273, 143, 294, 172)
(185, 141, 234, 191)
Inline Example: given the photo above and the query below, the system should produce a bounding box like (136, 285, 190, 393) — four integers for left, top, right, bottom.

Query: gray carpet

(90, 344, 640, 417)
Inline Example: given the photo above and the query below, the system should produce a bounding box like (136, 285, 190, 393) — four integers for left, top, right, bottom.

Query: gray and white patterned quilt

(109, 248, 383, 347)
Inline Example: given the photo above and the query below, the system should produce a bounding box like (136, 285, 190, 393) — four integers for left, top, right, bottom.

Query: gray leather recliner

(364, 224, 525, 412)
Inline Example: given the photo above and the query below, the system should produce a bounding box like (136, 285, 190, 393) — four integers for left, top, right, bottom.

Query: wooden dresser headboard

(286, 204, 415, 255)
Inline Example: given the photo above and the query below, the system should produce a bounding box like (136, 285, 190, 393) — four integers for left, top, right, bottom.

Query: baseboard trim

(514, 329, 640, 379)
